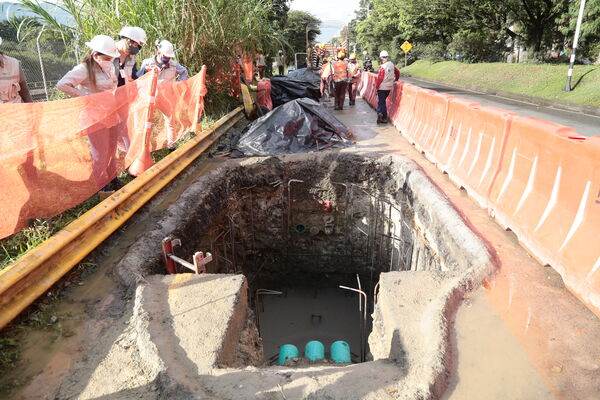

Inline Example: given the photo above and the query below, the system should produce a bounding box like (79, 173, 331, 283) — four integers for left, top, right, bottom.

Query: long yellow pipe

(0, 107, 244, 330)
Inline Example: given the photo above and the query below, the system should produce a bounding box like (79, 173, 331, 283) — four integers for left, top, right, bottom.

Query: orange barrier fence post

(193, 65, 208, 132)
(128, 70, 159, 177)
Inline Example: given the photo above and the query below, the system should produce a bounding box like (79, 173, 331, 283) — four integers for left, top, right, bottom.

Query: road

(400, 76, 600, 137)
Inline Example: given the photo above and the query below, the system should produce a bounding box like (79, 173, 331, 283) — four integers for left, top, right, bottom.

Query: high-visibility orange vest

(332, 60, 348, 82)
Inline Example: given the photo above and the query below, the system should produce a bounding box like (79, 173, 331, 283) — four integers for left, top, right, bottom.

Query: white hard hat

(157, 40, 175, 58)
(380, 50, 389, 58)
(132, 27, 147, 45)
(85, 35, 120, 58)
(119, 26, 147, 46)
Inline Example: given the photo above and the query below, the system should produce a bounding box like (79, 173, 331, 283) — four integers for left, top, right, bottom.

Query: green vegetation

(282, 10, 321, 54)
(19, 0, 290, 115)
(346, 0, 600, 65)
(402, 60, 600, 107)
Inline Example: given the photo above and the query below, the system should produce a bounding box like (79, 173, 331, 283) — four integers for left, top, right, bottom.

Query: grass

(401, 60, 600, 108)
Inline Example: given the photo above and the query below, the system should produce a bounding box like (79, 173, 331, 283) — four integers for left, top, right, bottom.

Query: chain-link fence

(2, 34, 77, 102)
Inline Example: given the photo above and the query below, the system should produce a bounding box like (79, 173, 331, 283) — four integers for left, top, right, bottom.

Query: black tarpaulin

(235, 98, 354, 156)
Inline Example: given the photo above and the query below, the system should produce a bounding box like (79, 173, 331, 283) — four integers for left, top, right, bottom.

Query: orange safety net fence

(0, 68, 207, 239)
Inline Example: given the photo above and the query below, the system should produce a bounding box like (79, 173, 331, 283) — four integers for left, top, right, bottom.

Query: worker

(363, 56, 373, 72)
(114, 26, 147, 86)
(138, 40, 189, 147)
(56, 35, 120, 195)
(331, 51, 351, 110)
(0, 37, 33, 103)
(56, 34, 119, 97)
(375, 50, 400, 124)
(320, 57, 332, 98)
(347, 53, 360, 106)
(137, 40, 188, 82)
(256, 50, 266, 80)
(277, 50, 285, 75)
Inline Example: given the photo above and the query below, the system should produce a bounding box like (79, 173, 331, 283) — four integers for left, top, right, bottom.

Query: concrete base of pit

(56, 270, 476, 400)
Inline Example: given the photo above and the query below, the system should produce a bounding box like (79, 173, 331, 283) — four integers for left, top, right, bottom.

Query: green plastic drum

(304, 340, 325, 361)
(278, 344, 299, 365)
(331, 340, 351, 363)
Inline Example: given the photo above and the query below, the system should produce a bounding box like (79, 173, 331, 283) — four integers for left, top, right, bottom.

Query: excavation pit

(113, 151, 495, 399)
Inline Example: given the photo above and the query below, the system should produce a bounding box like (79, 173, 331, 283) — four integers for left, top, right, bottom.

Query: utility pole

(564, 0, 586, 91)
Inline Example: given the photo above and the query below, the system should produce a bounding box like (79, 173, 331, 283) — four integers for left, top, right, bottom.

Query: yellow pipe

(0, 107, 244, 329)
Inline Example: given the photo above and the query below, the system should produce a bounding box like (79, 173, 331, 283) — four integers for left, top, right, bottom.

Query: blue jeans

(377, 89, 390, 118)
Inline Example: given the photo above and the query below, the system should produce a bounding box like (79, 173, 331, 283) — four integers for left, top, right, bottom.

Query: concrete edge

(403, 74, 600, 118)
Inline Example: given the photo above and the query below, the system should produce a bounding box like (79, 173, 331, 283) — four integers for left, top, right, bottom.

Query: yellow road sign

(401, 41, 413, 53)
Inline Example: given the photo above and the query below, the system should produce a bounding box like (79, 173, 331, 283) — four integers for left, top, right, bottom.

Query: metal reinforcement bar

(0, 107, 244, 330)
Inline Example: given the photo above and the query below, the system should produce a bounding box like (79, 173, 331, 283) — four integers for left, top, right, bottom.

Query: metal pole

(564, 0, 587, 91)
(404, 52, 407, 68)
(36, 25, 49, 101)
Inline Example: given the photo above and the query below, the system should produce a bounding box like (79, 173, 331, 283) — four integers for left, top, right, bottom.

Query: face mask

(128, 45, 140, 55)
(160, 56, 170, 64)
(95, 57, 114, 74)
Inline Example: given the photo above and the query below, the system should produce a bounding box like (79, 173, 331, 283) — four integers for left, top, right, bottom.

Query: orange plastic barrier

(257, 79, 273, 111)
(440, 104, 515, 209)
(411, 90, 454, 160)
(355, 69, 600, 317)
(359, 72, 378, 108)
(392, 82, 420, 136)
(386, 81, 404, 124)
(0, 70, 207, 239)
(487, 117, 600, 315)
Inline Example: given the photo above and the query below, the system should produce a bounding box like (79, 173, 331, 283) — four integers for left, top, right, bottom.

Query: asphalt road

(401, 76, 600, 137)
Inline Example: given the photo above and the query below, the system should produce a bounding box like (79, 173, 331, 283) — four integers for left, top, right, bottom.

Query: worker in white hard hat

(137, 39, 188, 82)
(56, 35, 121, 196)
(57, 34, 119, 97)
(138, 40, 189, 147)
(375, 50, 399, 124)
(114, 26, 147, 87)
(0, 36, 33, 103)
(347, 53, 360, 106)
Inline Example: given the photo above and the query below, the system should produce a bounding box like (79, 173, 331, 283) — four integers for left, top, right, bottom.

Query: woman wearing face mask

(114, 26, 146, 87)
(56, 35, 119, 97)
(137, 40, 188, 82)
(56, 35, 120, 196)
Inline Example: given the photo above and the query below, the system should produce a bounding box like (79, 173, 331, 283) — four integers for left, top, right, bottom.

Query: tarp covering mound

(270, 68, 320, 107)
(235, 98, 354, 156)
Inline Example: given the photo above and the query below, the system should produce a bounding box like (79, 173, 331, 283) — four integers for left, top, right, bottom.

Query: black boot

(377, 113, 384, 124)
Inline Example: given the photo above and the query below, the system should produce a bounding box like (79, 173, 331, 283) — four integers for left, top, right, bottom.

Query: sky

(290, 0, 361, 42)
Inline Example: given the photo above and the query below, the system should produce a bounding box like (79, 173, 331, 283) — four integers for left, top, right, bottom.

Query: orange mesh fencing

(0, 68, 207, 239)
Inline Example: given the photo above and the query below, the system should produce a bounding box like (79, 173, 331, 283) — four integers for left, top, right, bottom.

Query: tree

(282, 10, 321, 54)
(269, 0, 290, 30)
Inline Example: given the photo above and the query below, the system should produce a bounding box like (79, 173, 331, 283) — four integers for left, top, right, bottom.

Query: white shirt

(56, 63, 118, 97)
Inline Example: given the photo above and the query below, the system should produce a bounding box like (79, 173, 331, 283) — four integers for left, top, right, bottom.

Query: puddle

(443, 288, 553, 400)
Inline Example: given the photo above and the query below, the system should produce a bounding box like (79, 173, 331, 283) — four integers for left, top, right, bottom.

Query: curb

(402, 74, 600, 118)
